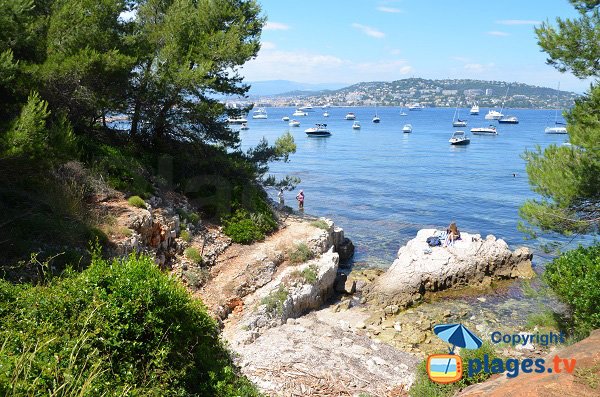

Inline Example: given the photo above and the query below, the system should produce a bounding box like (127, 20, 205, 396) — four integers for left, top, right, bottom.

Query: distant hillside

(268, 78, 578, 109)
(247, 80, 348, 96)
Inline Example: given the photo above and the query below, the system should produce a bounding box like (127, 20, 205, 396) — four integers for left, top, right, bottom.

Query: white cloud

(352, 23, 386, 39)
(451, 56, 470, 63)
(261, 41, 276, 50)
(241, 47, 413, 84)
(487, 31, 510, 37)
(464, 63, 495, 73)
(496, 19, 541, 25)
(377, 6, 402, 13)
(264, 22, 290, 31)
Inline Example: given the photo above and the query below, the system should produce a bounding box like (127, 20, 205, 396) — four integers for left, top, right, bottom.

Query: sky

(240, 0, 593, 93)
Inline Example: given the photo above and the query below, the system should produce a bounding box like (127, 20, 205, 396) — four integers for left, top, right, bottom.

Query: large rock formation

(366, 229, 534, 308)
(458, 329, 600, 397)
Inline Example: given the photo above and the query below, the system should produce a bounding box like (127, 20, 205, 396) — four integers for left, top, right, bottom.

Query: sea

(238, 106, 581, 269)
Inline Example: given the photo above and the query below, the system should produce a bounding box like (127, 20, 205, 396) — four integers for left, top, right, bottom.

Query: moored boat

(305, 123, 331, 136)
(470, 103, 479, 115)
(402, 123, 413, 133)
(345, 112, 356, 120)
(352, 120, 361, 129)
(282, 116, 290, 121)
(252, 108, 268, 119)
(484, 109, 503, 120)
(289, 119, 300, 127)
(471, 125, 498, 135)
(240, 123, 249, 130)
(498, 115, 519, 124)
(227, 117, 248, 124)
(449, 130, 470, 145)
(408, 103, 424, 111)
(292, 109, 308, 116)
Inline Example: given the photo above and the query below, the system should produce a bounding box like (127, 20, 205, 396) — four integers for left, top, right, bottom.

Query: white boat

(323, 111, 329, 117)
(345, 112, 356, 120)
(299, 104, 313, 111)
(449, 130, 470, 145)
(240, 123, 249, 130)
(484, 109, 503, 120)
(292, 109, 308, 116)
(352, 121, 361, 129)
(227, 117, 248, 124)
(372, 115, 380, 123)
(288, 119, 300, 127)
(545, 83, 568, 134)
(470, 103, 479, 115)
(452, 104, 467, 127)
(305, 123, 331, 136)
(282, 116, 290, 121)
(400, 107, 408, 116)
(498, 115, 519, 124)
(402, 124, 413, 133)
(408, 103, 424, 111)
(252, 108, 268, 119)
(471, 125, 498, 135)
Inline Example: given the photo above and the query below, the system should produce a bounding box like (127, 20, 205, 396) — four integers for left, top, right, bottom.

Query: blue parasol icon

(433, 323, 483, 375)
(434, 323, 482, 353)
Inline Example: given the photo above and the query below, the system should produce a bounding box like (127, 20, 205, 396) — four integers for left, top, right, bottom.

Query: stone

(365, 228, 534, 308)
(344, 279, 357, 294)
(384, 304, 400, 316)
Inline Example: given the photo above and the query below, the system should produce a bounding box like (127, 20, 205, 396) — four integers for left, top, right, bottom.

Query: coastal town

(227, 78, 578, 110)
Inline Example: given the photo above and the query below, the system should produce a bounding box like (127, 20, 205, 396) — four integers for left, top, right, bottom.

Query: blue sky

(240, 0, 592, 92)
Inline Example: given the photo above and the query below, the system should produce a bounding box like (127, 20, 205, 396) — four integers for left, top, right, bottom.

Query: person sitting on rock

(446, 222, 461, 246)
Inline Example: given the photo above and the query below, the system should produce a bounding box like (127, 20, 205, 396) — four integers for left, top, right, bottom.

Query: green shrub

(261, 285, 288, 316)
(177, 208, 201, 225)
(0, 253, 261, 396)
(310, 219, 330, 230)
(301, 264, 319, 285)
(544, 243, 600, 335)
(127, 195, 146, 208)
(223, 208, 277, 244)
(526, 310, 560, 331)
(180, 229, 192, 242)
(288, 243, 314, 264)
(184, 247, 203, 264)
(409, 342, 501, 397)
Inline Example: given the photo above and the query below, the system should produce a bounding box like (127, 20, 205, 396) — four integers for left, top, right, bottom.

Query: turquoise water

(241, 106, 572, 267)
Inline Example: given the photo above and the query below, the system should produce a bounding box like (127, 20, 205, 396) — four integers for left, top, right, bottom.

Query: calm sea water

(239, 106, 577, 268)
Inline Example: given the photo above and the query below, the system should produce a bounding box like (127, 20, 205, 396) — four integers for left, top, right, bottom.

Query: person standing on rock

(296, 189, 304, 210)
(278, 187, 285, 209)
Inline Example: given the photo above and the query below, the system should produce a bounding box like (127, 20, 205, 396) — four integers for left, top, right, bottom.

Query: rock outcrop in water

(365, 229, 534, 308)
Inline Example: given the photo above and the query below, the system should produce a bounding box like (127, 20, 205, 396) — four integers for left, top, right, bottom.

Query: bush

(127, 195, 146, 208)
(180, 229, 192, 242)
(544, 243, 600, 336)
(409, 342, 501, 397)
(301, 264, 319, 284)
(288, 243, 314, 264)
(184, 247, 203, 264)
(0, 253, 261, 396)
(261, 285, 288, 316)
(310, 219, 330, 230)
(223, 208, 277, 244)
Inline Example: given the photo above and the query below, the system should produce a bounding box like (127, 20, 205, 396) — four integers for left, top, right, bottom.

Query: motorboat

(227, 117, 247, 124)
(240, 123, 249, 130)
(372, 114, 380, 123)
(470, 104, 479, 115)
(449, 130, 470, 145)
(484, 109, 503, 120)
(282, 116, 290, 121)
(471, 125, 498, 135)
(546, 83, 568, 134)
(288, 119, 300, 127)
(305, 123, 331, 136)
(299, 104, 313, 111)
(252, 108, 268, 119)
(352, 121, 361, 129)
(545, 123, 567, 134)
(345, 112, 356, 120)
(498, 115, 519, 124)
(323, 111, 329, 117)
(402, 124, 413, 133)
(408, 103, 424, 111)
(292, 109, 308, 116)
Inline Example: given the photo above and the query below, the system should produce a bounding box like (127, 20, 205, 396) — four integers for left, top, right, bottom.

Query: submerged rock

(365, 229, 534, 308)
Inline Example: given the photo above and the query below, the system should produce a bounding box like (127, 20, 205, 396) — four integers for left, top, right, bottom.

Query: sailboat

(545, 83, 568, 134)
(400, 106, 407, 116)
(372, 104, 380, 123)
(452, 103, 467, 127)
